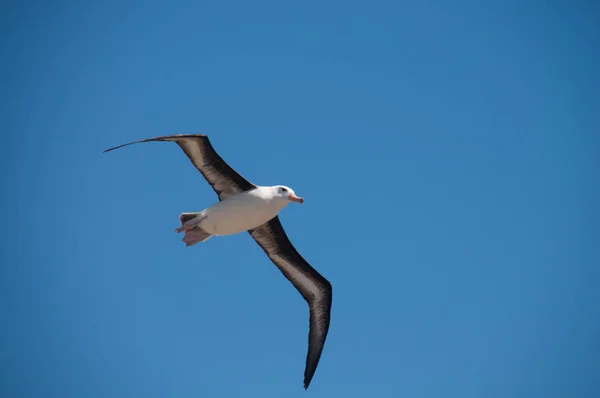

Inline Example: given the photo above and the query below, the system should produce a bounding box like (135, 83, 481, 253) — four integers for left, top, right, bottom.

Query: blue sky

(2, 0, 599, 397)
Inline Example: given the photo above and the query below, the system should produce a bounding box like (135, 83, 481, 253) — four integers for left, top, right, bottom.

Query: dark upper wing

(249, 216, 332, 390)
(104, 134, 256, 200)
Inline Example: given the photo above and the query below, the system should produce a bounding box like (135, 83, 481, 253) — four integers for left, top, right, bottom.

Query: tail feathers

(176, 212, 212, 246)
(180, 212, 201, 226)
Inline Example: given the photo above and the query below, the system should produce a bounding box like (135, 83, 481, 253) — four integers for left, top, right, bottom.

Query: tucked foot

(176, 212, 205, 234)
(181, 227, 213, 246)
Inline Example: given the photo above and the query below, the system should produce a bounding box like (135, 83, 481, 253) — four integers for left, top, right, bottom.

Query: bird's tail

(175, 212, 212, 246)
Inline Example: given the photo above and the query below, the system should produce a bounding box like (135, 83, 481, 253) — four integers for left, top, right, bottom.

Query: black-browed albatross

(104, 134, 332, 389)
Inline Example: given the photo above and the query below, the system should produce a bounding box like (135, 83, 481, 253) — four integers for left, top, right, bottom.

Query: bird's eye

(280, 187, 287, 193)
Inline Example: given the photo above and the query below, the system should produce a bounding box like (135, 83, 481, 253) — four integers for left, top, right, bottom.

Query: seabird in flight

(104, 134, 332, 389)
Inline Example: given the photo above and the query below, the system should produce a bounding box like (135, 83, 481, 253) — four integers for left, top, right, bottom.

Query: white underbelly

(201, 194, 281, 236)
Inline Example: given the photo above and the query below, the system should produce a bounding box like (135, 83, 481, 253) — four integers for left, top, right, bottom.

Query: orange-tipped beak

(289, 193, 304, 204)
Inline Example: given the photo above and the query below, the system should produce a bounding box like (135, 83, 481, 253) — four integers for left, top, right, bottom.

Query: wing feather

(249, 217, 332, 389)
(104, 134, 255, 200)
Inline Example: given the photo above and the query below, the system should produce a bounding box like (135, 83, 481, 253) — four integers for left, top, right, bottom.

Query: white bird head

(274, 185, 304, 204)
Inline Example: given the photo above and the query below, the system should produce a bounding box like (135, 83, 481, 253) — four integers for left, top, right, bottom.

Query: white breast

(201, 188, 285, 236)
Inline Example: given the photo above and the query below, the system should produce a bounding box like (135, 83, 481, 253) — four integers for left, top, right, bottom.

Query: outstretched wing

(249, 216, 332, 389)
(104, 134, 256, 200)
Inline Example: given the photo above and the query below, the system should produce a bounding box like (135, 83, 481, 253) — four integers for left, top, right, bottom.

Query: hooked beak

(288, 193, 304, 204)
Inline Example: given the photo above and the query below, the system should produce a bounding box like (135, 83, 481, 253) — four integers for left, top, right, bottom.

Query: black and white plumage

(104, 134, 332, 389)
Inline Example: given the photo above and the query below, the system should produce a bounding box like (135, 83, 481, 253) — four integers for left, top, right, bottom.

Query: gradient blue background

(2, 1, 599, 397)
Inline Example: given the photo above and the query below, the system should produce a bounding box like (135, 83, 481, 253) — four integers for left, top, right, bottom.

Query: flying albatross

(104, 134, 332, 389)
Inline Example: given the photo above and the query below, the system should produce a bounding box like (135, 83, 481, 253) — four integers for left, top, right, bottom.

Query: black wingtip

(102, 143, 129, 153)
(102, 134, 210, 155)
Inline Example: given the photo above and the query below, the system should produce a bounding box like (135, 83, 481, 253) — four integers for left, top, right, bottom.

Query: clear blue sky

(2, 0, 599, 397)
